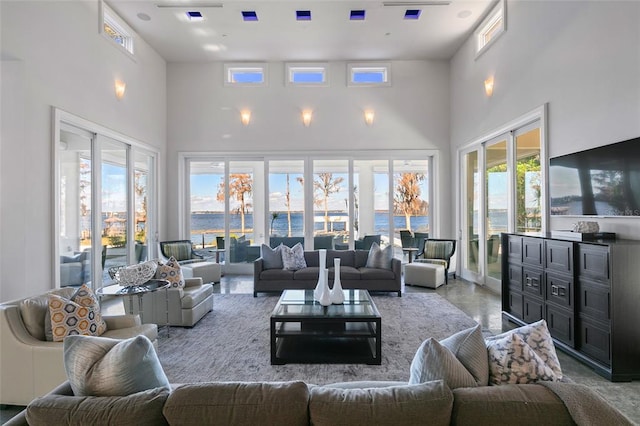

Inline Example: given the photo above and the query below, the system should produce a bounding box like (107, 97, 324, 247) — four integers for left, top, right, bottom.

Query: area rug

(156, 293, 478, 385)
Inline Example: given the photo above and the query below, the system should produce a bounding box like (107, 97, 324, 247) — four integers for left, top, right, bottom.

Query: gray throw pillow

(409, 338, 478, 389)
(261, 244, 283, 269)
(365, 242, 393, 269)
(440, 324, 489, 386)
(64, 334, 170, 397)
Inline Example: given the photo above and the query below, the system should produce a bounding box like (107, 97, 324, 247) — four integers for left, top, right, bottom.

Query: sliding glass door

(458, 109, 545, 292)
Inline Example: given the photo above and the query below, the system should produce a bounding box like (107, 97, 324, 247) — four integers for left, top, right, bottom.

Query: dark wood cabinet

(501, 233, 640, 382)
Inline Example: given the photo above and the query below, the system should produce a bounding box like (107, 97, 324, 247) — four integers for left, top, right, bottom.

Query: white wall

(0, 1, 167, 301)
(450, 0, 640, 238)
(166, 60, 453, 239)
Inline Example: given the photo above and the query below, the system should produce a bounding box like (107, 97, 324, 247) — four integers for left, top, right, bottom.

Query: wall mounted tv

(549, 136, 640, 216)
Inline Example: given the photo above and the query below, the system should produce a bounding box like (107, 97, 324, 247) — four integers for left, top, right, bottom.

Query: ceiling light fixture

(240, 110, 251, 126)
(484, 76, 494, 97)
(186, 11, 204, 21)
(242, 11, 258, 21)
(350, 10, 366, 20)
(404, 9, 422, 19)
(296, 10, 311, 21)
(364, 110, 375, 126)
(302, 110, 313, 127)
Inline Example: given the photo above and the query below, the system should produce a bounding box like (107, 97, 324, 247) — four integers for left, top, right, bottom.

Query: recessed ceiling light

(242, 11, 258, 21)
(296, 10, 311, 21)
(137, 12, 151, 21)
(350, 10, 365, 20)
(186, 11, 204, 21)
(404, 9, 421, 19)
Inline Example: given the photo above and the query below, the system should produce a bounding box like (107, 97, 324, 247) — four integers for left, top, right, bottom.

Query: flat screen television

(549, 136, 640, 216)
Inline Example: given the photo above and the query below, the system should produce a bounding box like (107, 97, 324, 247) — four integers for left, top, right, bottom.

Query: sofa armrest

(254, 258, 264, 277)
(103, 314, 141, 329)
(184, 277, 203, 288)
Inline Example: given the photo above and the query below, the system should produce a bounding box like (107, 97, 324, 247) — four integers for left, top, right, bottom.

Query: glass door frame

(53, 108, 160, 291)
(456, 104, 548, 293)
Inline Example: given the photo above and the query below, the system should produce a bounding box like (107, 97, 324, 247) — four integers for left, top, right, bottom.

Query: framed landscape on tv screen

(549, 136, 640, 216)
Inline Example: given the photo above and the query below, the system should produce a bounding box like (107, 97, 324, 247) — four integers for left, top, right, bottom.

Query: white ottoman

(404, 263, 445, 289)
(182, 261, 221, 284)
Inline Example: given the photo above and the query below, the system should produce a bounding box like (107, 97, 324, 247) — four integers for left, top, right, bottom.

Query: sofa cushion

(25, 387, 170, 426)
(19, 287, 75, 341)
(282, 243, 307, 270)
(366, 242, 393, 269)
(101, 324, 158, 342)
(261, 244, 284, 269)
(354, 249, 370, 268)
(329, 265, 361, 280)
(309, 380, 453, 426)
(440, 324, 489, 386)
(486, 332, 559, 385)
(409, 338, 478, 389)
(327, 249, 355, 267)
(486, 319, 563, 380)
(64, 334, 170, 397)
(48, 284, 107, 342)
(163, 381, 309, 426)
(451, 384, 574, 425)
(260, 268, 296, 281)
(304, 250, 320, 267)
(156, 256, 185, 288)
(293, 266, 320, 281)
(359, 266, 396, 280)
(161, 242, 192, 262)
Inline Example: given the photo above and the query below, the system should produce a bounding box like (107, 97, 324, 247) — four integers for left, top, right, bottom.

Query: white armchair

(123, 277, 213, 327)
(0, 288, 157, 405)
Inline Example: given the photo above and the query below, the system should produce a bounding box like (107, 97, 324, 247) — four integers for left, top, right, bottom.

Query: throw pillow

(64, 334, 170, 397)
(486, 332, 559, 385)
(486, 319, 563, 379)
(48, 284, 107, 342)
(440, 324, 489, 386)
(365, 242, 393, 269)
(281, 243, 307, 271)
(156, 256, 185, 288)
(19, 287, 75, 341)
(261, 244, 284, 270)
(409, 338, 478, 389)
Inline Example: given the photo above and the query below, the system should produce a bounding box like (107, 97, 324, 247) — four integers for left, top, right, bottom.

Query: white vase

(330, 258, 344, 304)
(314, 249, 328, 301)
(318, 268, 332, 306)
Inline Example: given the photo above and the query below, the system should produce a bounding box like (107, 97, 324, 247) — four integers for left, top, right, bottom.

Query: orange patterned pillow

(48, 284, 107, 342)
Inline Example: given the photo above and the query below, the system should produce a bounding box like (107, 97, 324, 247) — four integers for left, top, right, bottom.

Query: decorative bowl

(115, 260, 157, 287)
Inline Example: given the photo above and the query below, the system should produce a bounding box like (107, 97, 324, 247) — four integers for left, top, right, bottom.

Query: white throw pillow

(409, 337, 478, 389)
(281, 243, 307, 270)
(440, 324, 489, 386)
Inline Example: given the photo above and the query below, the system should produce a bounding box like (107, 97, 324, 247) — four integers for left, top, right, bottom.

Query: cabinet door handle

(551, 285, 559, 296)
(527, 277, 539, 288)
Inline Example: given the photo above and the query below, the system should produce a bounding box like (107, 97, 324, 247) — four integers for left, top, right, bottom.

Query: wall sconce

(240, 110, 251, 126)
(364, 110, 375, 126)
(484, 76, 494, 97)
(114, 80, 126, 100)
(302, 110, 313, 127)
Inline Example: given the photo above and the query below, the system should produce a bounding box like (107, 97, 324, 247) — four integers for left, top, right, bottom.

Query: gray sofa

(6, 378, 633, 425)
(253, 249, 402, 297)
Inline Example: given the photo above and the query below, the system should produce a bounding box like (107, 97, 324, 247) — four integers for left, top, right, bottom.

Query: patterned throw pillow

(365, 242, 393, 270)
(409, 338, 478, 389)
(48, 284, 107, 342)
(156, 256, 185, 288)
(486, 319, 563, 379)
(486, 332, 559, 385)
(261, 244, 283, 270)
(281, 243, 307, 271)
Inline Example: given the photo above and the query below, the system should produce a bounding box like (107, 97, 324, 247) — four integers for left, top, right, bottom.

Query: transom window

(224, 64, 267, 86)
(100, 2, 134, 55)
(475, 0, 505, 58)
(286, 63, 328, 86)
(347, 63, 391, 87)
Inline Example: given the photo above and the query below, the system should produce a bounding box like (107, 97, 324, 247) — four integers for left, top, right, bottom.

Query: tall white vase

(314, 249, 327, 301)
(330, 258, 345, 304)
(318, 268, 331, 306)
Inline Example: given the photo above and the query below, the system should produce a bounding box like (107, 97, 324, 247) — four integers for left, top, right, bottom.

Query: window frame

(224, 63, 268, 86)
(474, 0, 506, 59)
(99, 1, 135, 59)
(285, 63, 329, 87)
(347, 63, 392, 87)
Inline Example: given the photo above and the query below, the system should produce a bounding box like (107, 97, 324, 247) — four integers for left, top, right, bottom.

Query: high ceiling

(107, 0, 495, 62)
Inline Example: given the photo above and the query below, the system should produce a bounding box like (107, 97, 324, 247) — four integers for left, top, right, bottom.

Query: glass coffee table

(270, 289, 381, 365)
